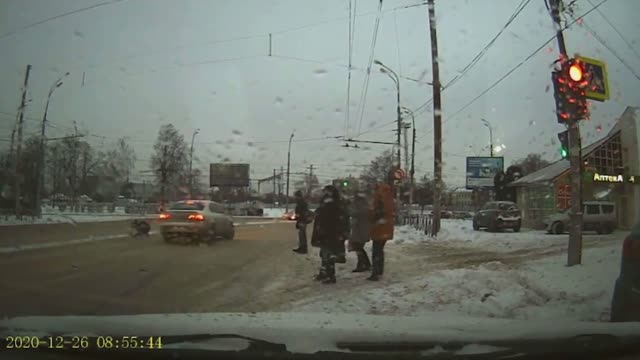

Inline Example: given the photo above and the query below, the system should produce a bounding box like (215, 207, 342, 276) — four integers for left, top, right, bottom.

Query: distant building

(510, 106, 639, 229)
(447, 190, 474, 211)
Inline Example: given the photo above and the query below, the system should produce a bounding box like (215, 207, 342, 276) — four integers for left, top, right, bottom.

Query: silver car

(159, 200, 235, 244)
(543, 201, 616, 235)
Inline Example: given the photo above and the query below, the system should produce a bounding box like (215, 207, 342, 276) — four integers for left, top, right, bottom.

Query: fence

(398, 213, 435, 237)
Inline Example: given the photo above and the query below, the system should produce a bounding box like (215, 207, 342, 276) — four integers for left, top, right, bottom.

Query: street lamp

(285, 131, 294, 213)
(481, 118, 494, 157)
(374, 60, 401, 170)
(189, 128, 200, 198)
(401, 107, 416, 208)
(34, 72, 70, 217)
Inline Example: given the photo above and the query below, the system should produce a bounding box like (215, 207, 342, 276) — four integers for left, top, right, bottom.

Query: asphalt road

(0, 220, 318, 317)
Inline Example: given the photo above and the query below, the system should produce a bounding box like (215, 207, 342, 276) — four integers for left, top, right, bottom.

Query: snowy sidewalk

(274, 221, 624, 323)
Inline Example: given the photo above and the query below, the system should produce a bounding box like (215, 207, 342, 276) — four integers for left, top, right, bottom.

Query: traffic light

(552, 58, 590, 123)
(342, 180, 349, 187)
(558, 130, 569, 158)
(565, 58, 590, 121)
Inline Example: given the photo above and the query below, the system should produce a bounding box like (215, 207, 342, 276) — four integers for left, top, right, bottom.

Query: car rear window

(169, 202, 205, 211)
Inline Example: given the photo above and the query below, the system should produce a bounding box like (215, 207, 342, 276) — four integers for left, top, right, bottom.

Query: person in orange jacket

(368, 179, 395, 281)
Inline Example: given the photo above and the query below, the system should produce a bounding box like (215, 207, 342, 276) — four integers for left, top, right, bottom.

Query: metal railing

(398, 213, 435, 236)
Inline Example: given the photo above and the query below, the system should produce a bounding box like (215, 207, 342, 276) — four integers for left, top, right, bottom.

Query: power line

(0, 0, 126, 41)
(345, 0, 356, 138)
(411, 0, 532, 117)
(445, 0, 611, 121)
(567, 10, 640, 81)
(586, 0, 640, 62)
(355, 0, 384, 137)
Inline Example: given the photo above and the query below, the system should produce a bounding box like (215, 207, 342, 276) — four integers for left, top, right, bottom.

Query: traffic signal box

(558, 129, 569, 158)
(553, 58, 590, 123)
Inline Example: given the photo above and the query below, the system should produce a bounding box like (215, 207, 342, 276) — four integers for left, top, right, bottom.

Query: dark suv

(472, 201, 522, 232)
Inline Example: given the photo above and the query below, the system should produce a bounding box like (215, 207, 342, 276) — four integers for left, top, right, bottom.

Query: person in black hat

(292, 190, 310, 254)
(310, 185, 349, 284)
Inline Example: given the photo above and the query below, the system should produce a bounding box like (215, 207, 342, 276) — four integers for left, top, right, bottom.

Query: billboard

(466, 157, 504, 189)
(210, 163, 250, 187)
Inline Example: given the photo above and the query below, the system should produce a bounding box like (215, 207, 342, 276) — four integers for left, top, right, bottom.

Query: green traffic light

(561, 148, 568, 158)
(343, 181, 348, 187)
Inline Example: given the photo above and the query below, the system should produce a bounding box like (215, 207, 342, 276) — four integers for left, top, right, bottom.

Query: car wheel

(472, 219, 480, 231)
(551, 221, 564, 235)
(513, 220, 521, 233)
(224, 226, 235, 240)
(602, 224, 614, 235)
(162, 235, 171, 244)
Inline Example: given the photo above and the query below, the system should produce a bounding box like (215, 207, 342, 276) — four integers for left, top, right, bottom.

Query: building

(447, 190, 474, 211)
(510, 106, 640, 230)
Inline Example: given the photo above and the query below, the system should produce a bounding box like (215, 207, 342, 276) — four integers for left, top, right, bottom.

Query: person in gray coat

(348, 190, 372, 272)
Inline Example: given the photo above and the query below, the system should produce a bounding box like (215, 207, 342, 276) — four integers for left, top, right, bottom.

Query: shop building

(509, 106, 640, 230)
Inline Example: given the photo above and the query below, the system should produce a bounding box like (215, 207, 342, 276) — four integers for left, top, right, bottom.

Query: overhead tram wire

(355, 0, 384, 137)
(345, 0, 357, 137)
(566, 11, 640, 81)
(586, 0, 640, 62)
(410, 0, 532, 117)
(443, 0, 612, 123)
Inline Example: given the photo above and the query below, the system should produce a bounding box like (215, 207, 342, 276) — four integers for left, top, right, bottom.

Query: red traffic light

(569, 64, 583, 82)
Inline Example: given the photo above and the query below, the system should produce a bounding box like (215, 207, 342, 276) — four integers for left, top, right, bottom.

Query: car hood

(2, 312, 640, 355)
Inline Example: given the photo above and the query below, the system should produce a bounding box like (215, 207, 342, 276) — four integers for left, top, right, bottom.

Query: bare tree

(151, 124, 188, 205)
(511, 153, 550, 175)
(360, 149, 395, 185)
(97, 137, 137, 186)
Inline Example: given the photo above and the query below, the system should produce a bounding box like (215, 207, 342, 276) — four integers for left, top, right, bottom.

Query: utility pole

(427, 0, 443, 236)
(285, 132, 294, 213)
(307, 164, 314, 197)
(549, 0, 583, 266)
(279, 166, 284, 203)
(411, 121, 416, 207)
(160, 145, 168, 210)
(35, 73, 69, 217)
(13, 64, 32, 217)
(272, 169, 277, 207)
(189, 129, 200, 199)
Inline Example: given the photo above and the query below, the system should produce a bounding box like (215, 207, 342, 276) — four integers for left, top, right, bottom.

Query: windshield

(1, 0, 639, 354)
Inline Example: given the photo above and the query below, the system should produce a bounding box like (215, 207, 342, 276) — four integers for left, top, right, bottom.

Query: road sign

(575, 55, 609, 102)
(393, 169, 406, 180)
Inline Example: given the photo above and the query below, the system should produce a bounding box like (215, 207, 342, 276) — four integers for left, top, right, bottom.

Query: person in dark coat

(292, 190, 310, 254)
(348, 190, 371, 272)
(311, 185, 348, 284)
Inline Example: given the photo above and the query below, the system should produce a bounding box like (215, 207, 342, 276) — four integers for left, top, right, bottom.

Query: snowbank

(0, 213, 156, 226)
(289, 244, 621, 322)
(392, 221, 620, 253)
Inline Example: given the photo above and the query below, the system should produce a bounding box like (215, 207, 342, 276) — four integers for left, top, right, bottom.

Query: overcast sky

(1, 0, 639, 188)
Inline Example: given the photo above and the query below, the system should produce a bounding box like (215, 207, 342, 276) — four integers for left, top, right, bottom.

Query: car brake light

(159, 213, 170, 220)
(188, 214, 205, 221)
(622, 235, 640, 260)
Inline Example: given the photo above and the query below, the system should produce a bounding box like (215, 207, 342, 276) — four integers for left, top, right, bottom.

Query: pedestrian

(310, 185, 348, 284)
(292, 190, 311, 254)
(348, 189, 371, 272)
(368, 178, 395, 281)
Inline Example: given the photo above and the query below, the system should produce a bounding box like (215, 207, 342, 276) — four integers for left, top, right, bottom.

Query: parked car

(610, 219, 640, 322)
(543, 201, 616, 235)
(158, 200, 235, 244)
(472, 201, 522, 232)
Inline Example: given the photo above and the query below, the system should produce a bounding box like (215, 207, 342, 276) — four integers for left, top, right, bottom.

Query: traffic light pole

(550, 0, 583, 266)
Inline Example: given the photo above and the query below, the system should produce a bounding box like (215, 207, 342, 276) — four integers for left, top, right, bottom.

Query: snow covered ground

(285, 221, 624, 323)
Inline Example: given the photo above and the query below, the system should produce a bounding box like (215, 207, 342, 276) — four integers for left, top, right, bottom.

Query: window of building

(584, 132, 622, 175)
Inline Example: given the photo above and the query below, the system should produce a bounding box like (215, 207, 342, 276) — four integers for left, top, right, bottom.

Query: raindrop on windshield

(274, 96, 284, 105)
(313, 68, 328, 77)
(232, 129, 242, 135)
(73, 29, 84, 38)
